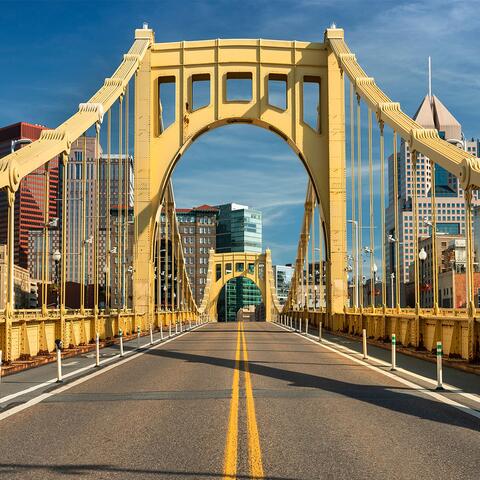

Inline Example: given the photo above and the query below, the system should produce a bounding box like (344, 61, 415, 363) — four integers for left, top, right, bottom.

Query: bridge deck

(0, 322, 479, 479)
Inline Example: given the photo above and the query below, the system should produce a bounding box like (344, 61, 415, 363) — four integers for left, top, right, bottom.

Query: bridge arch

(134, 34, 347, 316)
(198, 251, 278, 322)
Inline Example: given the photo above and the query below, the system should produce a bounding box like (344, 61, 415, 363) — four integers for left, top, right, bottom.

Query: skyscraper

(386, 95, 479, 304)
(216, 203, 263, 321)
(0, 122, 59, 271)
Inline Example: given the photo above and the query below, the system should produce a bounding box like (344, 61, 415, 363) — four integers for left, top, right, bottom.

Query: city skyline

(0, 1, 479, 267)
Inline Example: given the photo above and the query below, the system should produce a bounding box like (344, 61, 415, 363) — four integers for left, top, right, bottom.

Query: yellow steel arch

(197, 250, 281, 322)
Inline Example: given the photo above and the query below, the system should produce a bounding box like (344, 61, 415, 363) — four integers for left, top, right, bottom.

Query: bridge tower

(133, 28, 347, 317)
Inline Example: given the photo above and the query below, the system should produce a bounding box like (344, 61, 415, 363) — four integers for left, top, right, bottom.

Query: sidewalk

(0, 321, 204, 413)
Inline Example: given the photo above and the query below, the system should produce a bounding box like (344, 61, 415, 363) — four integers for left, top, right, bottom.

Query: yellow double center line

(223, 321, 264, 480)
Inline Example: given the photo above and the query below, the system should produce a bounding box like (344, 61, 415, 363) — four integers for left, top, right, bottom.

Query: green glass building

(216, 203, 263, 321)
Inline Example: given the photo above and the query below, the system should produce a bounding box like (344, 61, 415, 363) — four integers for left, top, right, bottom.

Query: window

(303, 76, 321, 132)
(236, 262, 244, 272)
(268, 73, 287, 110)
(226, 72, 253, 102)
(158, 76, 176, 133)
(226, 263, 232, 274)
(191, 73, 210, 111)
(216, 264, 222, 281)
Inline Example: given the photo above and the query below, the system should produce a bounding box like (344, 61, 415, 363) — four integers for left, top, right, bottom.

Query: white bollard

(306, 319, 309, 336)
(160, 324, 164, 341)
(362, 329, 368, 359)
(119, 329, 124, 357)
(391, 334, 397, 371)
(436, 341, 444, 390)
(290, 317, 293, 330)
(150, 324, 154, 344)
(56, 346, 63, 382)
(169, 322, 172, 337)
(299, 318, 302, 333)
(189, 320, 192, 331)
(318, 322, 322, 342)
(180, 321, 183, 333)
(137, 326, 141, 349)
(95, 333, 100, 367)
(175, 321, 178, 335)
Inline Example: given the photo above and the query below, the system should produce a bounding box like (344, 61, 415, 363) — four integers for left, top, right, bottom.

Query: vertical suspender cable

(94, 123, 100, 319)
(124, 86, 129, 309)
(368, 108, 374, 308)
(350, 83, 356, 309)
(412, 151, 420, 310)
(80, 134, 87, 312)
(117, 96, 123, 310)
(356, 95, 363, 308)
(465, 189, 475, 316)
(393, 132, 401, 309)
(318, 205, 323, 308)
(106, 110, 111, 312)
(379, 121, 386, 309)
(430, 159, 439, 313)
(165, 199, 170, 311)
(60, 152, 68, 314)
(311, 195, 316, 310)
(42, 162, 50, 314)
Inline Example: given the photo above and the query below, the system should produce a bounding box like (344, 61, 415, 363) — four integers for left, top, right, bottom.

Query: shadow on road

(147, 326, 480, 433)
(0, 463, 300, 479)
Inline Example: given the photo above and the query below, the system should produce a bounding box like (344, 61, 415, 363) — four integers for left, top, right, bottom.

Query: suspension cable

(368, 108, 374, 308)
(356, 95, 363, 308)
(412, 150, 420, 310)
(379, 121, 386, 309)
(393, 132, 400, 309)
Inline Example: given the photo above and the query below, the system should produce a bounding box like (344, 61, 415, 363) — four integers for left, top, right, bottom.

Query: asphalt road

(0, 321, 479, 479)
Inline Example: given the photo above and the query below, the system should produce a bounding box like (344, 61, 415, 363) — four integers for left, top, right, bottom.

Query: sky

(1, 0, 479, 268)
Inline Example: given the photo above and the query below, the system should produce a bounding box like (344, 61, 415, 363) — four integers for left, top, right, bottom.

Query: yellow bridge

(0, 25, 479, 364)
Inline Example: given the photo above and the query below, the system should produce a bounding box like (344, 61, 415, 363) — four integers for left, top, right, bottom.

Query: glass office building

(216, 203, 263, 321)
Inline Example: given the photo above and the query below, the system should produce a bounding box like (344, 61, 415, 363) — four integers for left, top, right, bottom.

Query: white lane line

(0, 324, 207, 409)
(273, 323, 480, 420)
(309, 334, 480, 407)
(62, 361, 79, 366)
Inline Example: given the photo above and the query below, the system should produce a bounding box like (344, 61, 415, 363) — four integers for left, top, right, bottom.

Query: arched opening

(217, 277, 264, 322)
(166, 122, 319, 312)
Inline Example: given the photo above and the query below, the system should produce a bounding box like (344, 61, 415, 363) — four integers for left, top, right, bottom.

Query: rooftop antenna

(330, 22, 337, 28)
(428, 56, 432, 103)
(143, 22, 149, 29)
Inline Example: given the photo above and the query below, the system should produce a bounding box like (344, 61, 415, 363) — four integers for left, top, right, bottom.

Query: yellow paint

(240, 322, 265, 479)
(198, 250, 281, 322)
(223, 321, 241, 480)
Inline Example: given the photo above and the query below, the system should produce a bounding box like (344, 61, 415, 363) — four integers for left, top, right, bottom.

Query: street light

(390, 272, 395, 308)
(52, 249, 61, 308)
(419, 247, 427, 308)
(372, 263, 378, 306)
(347, 220, 359, 308)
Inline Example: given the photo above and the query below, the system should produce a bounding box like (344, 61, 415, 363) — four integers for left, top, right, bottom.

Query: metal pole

(150, 323, 153, 344)
(318, 321, 322, 342)
(56, 346, 63, 382)
(119, 329, 124, 357)
(391, 333, 397, 371)
(436, 341, 443, 390)
(362, 328, 368, 359)
(95, 332, 100, 367)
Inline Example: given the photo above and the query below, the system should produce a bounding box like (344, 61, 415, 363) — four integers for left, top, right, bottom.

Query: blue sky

(1, 0, 479, 267)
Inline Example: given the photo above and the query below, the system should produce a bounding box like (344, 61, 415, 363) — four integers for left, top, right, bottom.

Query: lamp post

(390, 272, 395, 308)
(419, 247, 427, 308)
(52, 249, 61, 308)
(347, 220, 359, 308)
(372, 263, 378, 306)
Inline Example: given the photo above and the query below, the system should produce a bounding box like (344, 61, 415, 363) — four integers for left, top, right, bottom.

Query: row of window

(158, 73, 321, 132)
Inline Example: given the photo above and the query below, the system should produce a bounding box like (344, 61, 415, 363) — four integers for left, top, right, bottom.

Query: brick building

(0, 122, 59, 270)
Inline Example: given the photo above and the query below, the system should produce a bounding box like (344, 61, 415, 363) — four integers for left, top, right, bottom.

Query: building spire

(428, 56, 432, 104)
